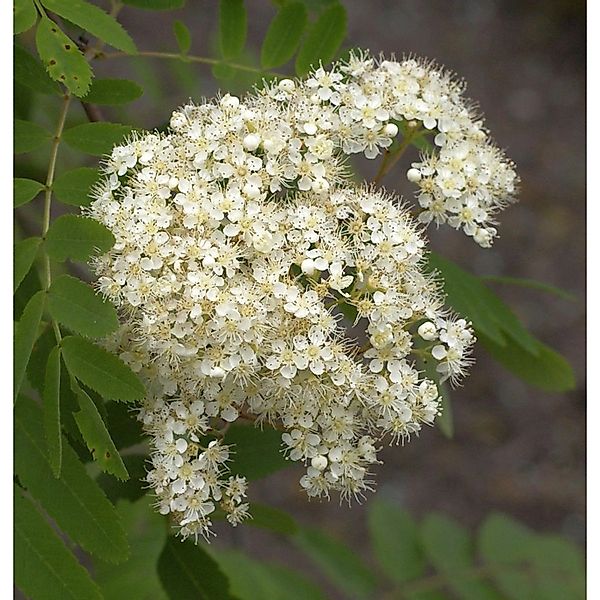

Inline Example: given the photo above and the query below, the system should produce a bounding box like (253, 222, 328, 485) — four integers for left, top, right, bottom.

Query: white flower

(90, 49, 503, 541)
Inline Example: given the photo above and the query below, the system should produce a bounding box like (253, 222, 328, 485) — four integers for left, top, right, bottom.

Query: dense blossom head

(88, 50, 516, 540)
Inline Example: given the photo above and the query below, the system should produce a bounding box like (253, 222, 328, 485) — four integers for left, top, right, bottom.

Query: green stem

(373, 125, 423, 185)
(41, 93, 72, 343)
(101, 50, 284, 78)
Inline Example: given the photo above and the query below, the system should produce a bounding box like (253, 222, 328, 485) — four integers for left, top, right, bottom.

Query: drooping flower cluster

(88, 51, 516, 540)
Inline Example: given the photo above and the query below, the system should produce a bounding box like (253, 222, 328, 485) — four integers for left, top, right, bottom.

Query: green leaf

(97, 454, 147, 503)
(480, 275, 577, 303)
(14, 487, 103, 600)
(295, 2, 347, 75)
(247, 503, 298, 535)
(15, 263, 42, 320)
(43, 346, 63, 477)
(173, 20, 191, 54)
(261, 2, 308, 69)
(14, 44, 61, 95)
(479, 333, 576, 392)
(104, 401, 145, 449)
(14, 118, 51, 153)
(83, 78, 143, 105)
(478, 514, 585, 600)
(63, 123, 133, 156)
(294, 528, 377, 599)
(14, 177, 44, 207)
(478, 513, 538, 600)
(14, 395, 130, 563)
(14, 0, 38, 34)
(63, 122, 133, 155)
(40, 0, 137, 54)
(61, 336, 146, 402)
(27, 325, 56, 394)
(368, 498, 426, 583)
(95, 498, 169, 600)
(45, 214, 115, 262)
(157, 537, 236, 600)
(35, 18, 93, 97)
(214, 548, 327, 600)
(53, 167, 100, 206)
(122, 0, 185, 8)
(219, 0, 247, 60)
(72, 382, 129, 480)
(529, 535, 585, 599)
(420, 514, 501, 600)
(427, 253, 538, 355)
(14, 291, 45, 401)
(14, 236, 41, 292)
(48, 274, 119, 338)
(223, 422, 289, 480)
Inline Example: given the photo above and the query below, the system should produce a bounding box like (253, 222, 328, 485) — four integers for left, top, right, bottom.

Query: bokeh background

(17, 0, 586, 594)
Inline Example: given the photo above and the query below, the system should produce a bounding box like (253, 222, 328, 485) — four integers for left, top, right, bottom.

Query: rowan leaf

(14, 487, 103, 600)
(173, 20, 191, 54)
(14, 177, 45, 207)
(261, 2, 308, 69)
(427, 253, 538, 354)
(479, 333, 576, 392)
(223, 422, 289, 480)
(14, 118, 51, 153)
(40, 0, 137, 54)
(295, 3, 347, 75)
(95, 498, 169, 600)
(63, 122, 133, 155)
(368, 498, 426, 584)
(82, 78, 143, 105)
(158, 537, 236, 600)
(45, 214, 115, 262)
(35, 18, 93, 97)
(421, 514, 501, 599)
(48, 274, 119, 338)
(219, 0, 247, 60)
(214, 548, 327, 600)
(53, 167, 100, 206)
(295, 527, 377, 599)
(14, 291, 45, 402)
(43, 346, 63, 477)
(14, 0, 38, 34)
(72, 382, 129, 480)
(246, 503, 298, 535)
(14, 44, 61, 95)
(14, 236, 41, 292)
(61, 336, 146, 402)
(14, 395, 130, 562)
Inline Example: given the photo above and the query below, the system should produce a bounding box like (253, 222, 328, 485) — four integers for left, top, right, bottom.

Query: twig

(100, 50, 285, 78)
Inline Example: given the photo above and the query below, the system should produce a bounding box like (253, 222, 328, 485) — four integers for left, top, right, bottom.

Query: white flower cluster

(87, 51, 512, 540)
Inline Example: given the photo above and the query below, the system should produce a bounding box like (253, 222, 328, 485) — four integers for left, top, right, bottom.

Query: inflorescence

(88, 51, 517, 541)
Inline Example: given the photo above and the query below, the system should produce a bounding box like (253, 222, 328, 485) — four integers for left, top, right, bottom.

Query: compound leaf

(14, 487, 103, 600)
(14, 395, 130, 563)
